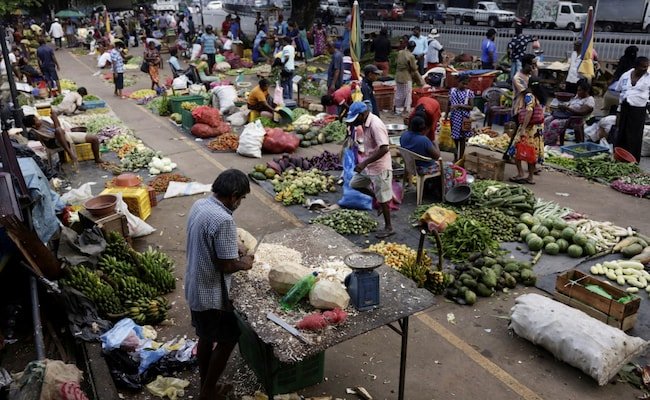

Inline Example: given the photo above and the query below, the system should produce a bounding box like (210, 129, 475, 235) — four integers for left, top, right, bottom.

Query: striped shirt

(185, 196, 239, 311)
(110, 49, 124, 73)
(200, 33, 218, 55)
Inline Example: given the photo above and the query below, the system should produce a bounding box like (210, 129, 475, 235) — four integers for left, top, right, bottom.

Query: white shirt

(0, 53, 16, 75)
(54, 92, 83, 115)
(281, 44, 295, 71)
(409, 35, 428, 57)
(615, 69, 650, 107)
(97, 52, 111, 68)
(425, 39, 443, 64)
(49, 22, 64, 38)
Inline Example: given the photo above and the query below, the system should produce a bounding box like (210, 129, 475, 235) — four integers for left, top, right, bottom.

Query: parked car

(412, 1, 446, 23)
(320, 0, 351, 17)
(206, 0, 223, 9)
(377, 2, 405, 20)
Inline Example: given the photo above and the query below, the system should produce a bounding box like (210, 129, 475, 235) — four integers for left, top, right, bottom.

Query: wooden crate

(374, 84, 395, 112)
(555, 270, 640, 331)
(79, 210, 130, 241)
(463, 152, 505, 181)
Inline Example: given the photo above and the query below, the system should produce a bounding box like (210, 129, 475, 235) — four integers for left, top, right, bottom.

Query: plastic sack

(163, 181, 212, 199)
(514, 141, 537, 164)
(100, 318, 144, 351)
(61, 182, 95, 205)
(145, 376, 189, 400)
(273, 82, 284, 106)
(138, 345, 169, 375)
(237, 120, 266, 158)
(237, 228, 257, 255)
(227, 111, 247, 127)
(262, 128, 300, 154)
(172, 75, 188, 90)
(40, 359, 84, 400)
(190, 122, 220, 138)
(509, 293, 648, 386)
(214, 61, 232, 72)
(642, 125, 650, 157)
(212, 85, 238, 113)
(191, 106, 221, 127)
(420, 206, 457, 232)
(438, 119, 455, 153)
(115, 193, 156, 237)
(190, 44, 201, 61)
(337, 148, 372, 210)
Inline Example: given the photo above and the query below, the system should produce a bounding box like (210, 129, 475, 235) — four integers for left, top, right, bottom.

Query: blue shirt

(481, 38, 496, 64)
(275, 21, 288, 36)
(230, 21, 240, 39)
(399, 130, 435, 168)
(185, 196, 239, 312)
(328, 50, 343, 89)
(200, 33, 217, 55)
(36, 45, 56, 69)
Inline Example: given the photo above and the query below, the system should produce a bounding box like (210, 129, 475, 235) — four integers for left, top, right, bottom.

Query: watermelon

(567, 244, 583, 258)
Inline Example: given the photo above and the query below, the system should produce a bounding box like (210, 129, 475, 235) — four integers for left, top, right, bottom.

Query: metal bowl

(84, 194, 117, 218)
(344, 251, 385, 270)
(386, 124, 407, 135)
(445, 184, 472, 205)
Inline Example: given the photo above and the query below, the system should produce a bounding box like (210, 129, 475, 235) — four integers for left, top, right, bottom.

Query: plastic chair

(482, 87, 511, 127)
(397, 147, 445, 206)
(423, 67, 446, 88)
(559, 116, 586, 145)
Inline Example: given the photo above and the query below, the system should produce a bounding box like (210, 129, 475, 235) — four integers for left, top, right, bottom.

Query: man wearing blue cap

(346, 102, 394, 238)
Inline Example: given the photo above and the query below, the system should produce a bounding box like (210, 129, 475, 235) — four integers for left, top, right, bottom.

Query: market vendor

(247, 78, 275, 115)
(543, 79, 594, 145)
(407, 96, 441, 142)
(185, 169, 254, 400)
(321, 84, 353, 121)
(53, 87, 88, 116)
(23, 110, 102, 167)
(196, 54, 219, 83)
(399, 115, 441, 175)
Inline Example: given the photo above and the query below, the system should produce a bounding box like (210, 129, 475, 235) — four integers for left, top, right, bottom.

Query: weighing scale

(344, 251, 384, 311)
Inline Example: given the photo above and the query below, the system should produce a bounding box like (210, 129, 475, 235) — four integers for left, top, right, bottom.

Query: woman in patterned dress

(449, 75, 475, 161)
(508, 77, 547, 184)
(312, 22, 327, 57)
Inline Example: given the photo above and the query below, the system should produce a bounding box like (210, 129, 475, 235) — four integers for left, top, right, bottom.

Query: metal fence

(363, 21, 650, 62)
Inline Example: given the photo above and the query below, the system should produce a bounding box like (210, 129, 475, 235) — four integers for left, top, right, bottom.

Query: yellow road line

(69, 54, 303, 228)
(416, 313, 545, 400)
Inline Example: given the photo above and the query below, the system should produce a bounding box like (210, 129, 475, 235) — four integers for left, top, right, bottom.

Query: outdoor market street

(53, 42, 650, 400)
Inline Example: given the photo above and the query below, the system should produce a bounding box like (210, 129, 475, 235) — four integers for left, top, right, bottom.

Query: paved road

(56, 43, 650, 399)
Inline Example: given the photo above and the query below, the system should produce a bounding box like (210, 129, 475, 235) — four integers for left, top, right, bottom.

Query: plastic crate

(64, 143, 94, 163)
(411, 87, 434, 105)
(466, 74, 497, 95)
(169, 95, 205, 115)
(560, 143, 609, 158)
(181, 109, 194, 131)
(236, 313, 325, 395)
(83, 100, 107, 109)
(36, 106, 51, 117)
(101, 187, 151, 220)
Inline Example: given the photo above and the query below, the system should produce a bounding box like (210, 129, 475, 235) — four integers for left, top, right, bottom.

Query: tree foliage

(0, 0, 42, 18)
(290, 0, 321, 28)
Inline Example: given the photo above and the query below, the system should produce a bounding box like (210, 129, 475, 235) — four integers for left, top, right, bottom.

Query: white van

(320, 0, 351, 17)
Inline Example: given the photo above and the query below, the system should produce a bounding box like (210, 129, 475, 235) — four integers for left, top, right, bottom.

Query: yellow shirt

(247, 85, 268, 107)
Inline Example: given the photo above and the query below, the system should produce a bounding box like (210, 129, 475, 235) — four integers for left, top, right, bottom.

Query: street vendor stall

(231, 225, 436, 399)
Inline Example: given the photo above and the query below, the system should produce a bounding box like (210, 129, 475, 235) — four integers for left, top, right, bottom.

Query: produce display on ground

(610, 174, 650, 198)
(589, 258, 650, 294)
(83, 95, 100, 101)
(259, 168, 336, 205)
(440, 216, 502, 262)
(310, 210, 378, 235)
(207, 134, 239, 151)
(468, 133, 511, 151)
(148, 173, 192, 193)
(575, 153, 642, 182)
(470, 180, 535, 217)
(533, 198, 580, 220)
(545, 153, 578, 170)
(60, 79, 77, 91)
(367, 241, 433, 270)
(130, 89, 157, 100)
(60, 233, 175, 324)
(446, 252, 537, 305)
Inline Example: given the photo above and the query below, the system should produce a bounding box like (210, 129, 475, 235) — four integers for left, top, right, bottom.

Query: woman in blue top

(481, 29, 497, 70)
(449, 75, 475, 162)
(400, 115, 441, 175)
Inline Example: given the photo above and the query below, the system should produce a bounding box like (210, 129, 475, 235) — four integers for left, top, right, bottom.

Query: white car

(206, 1, 223, 10)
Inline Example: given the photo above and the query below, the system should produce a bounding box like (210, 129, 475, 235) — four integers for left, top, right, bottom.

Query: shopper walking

(394, 40, 424, 115)
(615, 56, 650, 163)
(449, 75, 475, 161)
(48, 18, 64, 50)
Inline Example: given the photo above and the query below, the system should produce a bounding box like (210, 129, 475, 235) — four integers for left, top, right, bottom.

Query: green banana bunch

(61, 265, 124, 315)
(125, 296, 171, 325)
(98, 254, 138, 276)
(137, 247, 176, 295)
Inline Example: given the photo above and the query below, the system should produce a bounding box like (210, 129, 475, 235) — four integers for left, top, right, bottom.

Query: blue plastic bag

(100, 318, 144, 351)
(338, 148, 373, 210)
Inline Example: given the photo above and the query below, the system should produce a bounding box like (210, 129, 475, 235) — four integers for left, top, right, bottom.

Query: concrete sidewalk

(57, 46, 646, 400)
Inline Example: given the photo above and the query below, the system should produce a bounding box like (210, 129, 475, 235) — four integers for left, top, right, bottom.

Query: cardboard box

(555, 270, 640, 331)
(463, 151, 505, 181)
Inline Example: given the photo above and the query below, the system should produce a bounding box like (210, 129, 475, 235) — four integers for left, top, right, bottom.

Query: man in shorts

(110, 41, 126, 98)
(346, 101, 395, 238)
(185, 169, 254, 400)
(23, 110, 102, 169)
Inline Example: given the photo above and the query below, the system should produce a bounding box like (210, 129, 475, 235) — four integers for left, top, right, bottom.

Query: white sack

(642, 125, 650, 157)
(163, 181, 212, 199)
(115, 193, 155, 237)
(212, 85, 238, 113)
(237, 120, 266, 158)
(509, 293, 648, 386)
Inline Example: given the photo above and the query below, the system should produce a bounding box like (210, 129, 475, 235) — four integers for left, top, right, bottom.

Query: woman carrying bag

(507, 77, 547, 185)
(143, 41, 162, 92)
(448, 74, 474, 162)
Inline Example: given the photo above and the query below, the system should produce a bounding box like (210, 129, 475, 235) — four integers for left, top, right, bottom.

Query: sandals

(376, 229, 396, 239)
(509, 177, 526, 184)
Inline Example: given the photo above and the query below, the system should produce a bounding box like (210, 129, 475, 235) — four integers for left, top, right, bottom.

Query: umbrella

(55, 9, 85, 19)
(349, 0, 362, 81)
(12, 9, 29, 16)
(578, 6, 595, 80)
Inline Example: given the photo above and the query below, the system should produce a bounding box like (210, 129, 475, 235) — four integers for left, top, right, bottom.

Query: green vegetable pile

(259, 116, 278, 128)
(271, 168, 337, 205)
(575, 154, 642, 182)
(320, 121, 348, 143)
(545, 154, 577, 170)
(51, 95, 64, 106)
(458, 207, 519, 242)
(446, 252, 537, 305)
(291, 108, 309, 121)
(440, 216, 501, 262)
(83, 94, 100, 101)
(146, 97, 164, 114)
(310, 210, 378, 235)
(121, 147, 159, 171)
(470, 180, 535, 217)
(84, 115, 125, 134)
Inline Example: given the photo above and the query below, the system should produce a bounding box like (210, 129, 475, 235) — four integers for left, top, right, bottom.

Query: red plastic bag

(190, 123, 220, 138)
(262, 128, 300, 154)
(192, 106, 221, 127)
(515, 141, 537, 164)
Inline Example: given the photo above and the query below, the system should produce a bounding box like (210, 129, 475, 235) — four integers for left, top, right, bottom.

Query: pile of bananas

(104, 231, 139, 265)
(367, 241, 432, 270)
(137, 247, 176, 294)
(425, 270, 454, 295)
(61, 265, 123, 315)
(125, 297, 171, 325)
(109, 274, 158, 303)
(98, 255, 138, 276)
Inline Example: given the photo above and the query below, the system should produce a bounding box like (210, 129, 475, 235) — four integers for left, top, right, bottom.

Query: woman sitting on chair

(195, 54, 219, 83)
(543, 79, 594, 145)
(399, 115, 441, 175)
